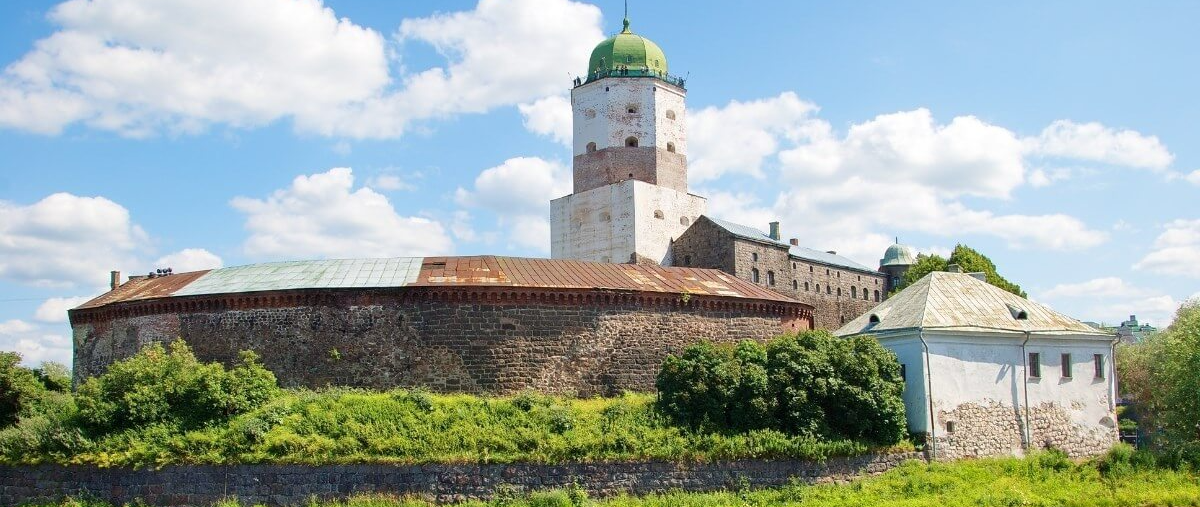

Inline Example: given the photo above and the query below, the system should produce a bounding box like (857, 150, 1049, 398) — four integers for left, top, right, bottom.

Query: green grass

(36, 453, 1200, 507)
(1, 389, 907, 468)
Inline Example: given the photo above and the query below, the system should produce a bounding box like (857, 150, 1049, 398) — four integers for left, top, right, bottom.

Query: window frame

(1061, 353, 1072, 379)
(1093, 354, 1105, 380)
(1028, 352, 1041, 378)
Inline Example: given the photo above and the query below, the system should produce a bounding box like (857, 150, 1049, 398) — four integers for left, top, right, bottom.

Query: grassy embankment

(0, 389, 909, 468)
(38, 451, 1200, 507)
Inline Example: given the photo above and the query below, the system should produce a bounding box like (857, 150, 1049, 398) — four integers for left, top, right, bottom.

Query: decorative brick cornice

(68, 286, 814, 326)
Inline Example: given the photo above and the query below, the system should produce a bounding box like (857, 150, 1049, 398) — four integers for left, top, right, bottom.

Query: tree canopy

(893, 244, 1026, 297)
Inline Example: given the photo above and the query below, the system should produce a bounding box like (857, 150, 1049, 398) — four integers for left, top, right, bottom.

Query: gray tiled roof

(835, 271, 1112, 337)
(174, 258, 425, 296)
(705, 217, 876, 273)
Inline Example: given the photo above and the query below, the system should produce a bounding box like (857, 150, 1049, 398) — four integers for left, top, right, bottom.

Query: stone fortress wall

(71, 287, 808, 395)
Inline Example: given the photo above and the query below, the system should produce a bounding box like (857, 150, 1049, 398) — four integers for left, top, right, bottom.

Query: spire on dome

(622, 0, 631, 33)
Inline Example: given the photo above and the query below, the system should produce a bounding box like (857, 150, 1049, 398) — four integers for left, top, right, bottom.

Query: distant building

(879, 239, 916, 294)
(1116, 315, 1156, 343)
(836, 271, 1119, 459)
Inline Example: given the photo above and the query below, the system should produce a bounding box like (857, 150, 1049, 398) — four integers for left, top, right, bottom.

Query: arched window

(826, 285, 831, 295)
(815, 283, 820, 293)
(874, 290, 880, 302)
(627, 104, 639, 114)
(653, 210, 664, 219)
(767, 271, 776, 286)
(666, 110, 676, 120)
(679, 216, 690, 226)
(751, 252, 758, 262)
(586, 142, 597, 153)
(751, 268, 760, 283)
(863, 287, 869, 300)
(837, 288, 841, 296)
(625, 136, 639, 147)
(804, 282, 809, 291)
(792, 280, 798, 290)
(666, 142, 676, 153)
(851, 287, 857, 298)
(684, 255, 691, 266)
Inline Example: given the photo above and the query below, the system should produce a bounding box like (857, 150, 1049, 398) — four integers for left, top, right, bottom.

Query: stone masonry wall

(73, 292, 794, 395)
(0, 453, 924, 506)
(573, 146, 688, 193)
(932, 401, 1116, 460)
(672, 219, 884, 329)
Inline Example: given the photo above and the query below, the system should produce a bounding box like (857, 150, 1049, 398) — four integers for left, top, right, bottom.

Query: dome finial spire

(621, 0, 631, 33)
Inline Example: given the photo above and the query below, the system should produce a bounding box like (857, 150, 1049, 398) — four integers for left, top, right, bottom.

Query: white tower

(550, 16, 706, 265)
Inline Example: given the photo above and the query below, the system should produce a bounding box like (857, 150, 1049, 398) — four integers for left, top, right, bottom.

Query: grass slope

(2, 390, 906, 468)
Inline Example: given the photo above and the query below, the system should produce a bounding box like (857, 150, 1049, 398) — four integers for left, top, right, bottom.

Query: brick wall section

(0, 453, 924, 506)
(72, 290, 800, 395)
(673, 218, 885, 329)
(573, 146, 688, 193)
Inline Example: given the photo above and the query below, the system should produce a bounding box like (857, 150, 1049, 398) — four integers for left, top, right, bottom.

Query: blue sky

(1, 0, 1197, 366)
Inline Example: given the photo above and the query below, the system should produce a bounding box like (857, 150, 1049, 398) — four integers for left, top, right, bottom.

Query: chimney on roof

(789, 238, 799, 246)
(946, 264, 963, 273)
(110, 270, 121, 290)
(768, 221, 780, 241)
(826, 250, 837, 255)
(968, 272, 986, 282)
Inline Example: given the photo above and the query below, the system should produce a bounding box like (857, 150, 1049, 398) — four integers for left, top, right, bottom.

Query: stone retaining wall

(0, 453, 924, 506)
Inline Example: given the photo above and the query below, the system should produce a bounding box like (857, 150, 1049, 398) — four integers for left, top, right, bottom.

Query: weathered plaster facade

(551, 179, 705, 264)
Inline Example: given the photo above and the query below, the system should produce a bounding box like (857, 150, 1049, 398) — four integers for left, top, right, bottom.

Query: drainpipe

(919, 331, 936, 460)
(1020, 331, 1032, 450)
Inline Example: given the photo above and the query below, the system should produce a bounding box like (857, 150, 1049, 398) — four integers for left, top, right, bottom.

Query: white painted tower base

(550, 179, 706, 265)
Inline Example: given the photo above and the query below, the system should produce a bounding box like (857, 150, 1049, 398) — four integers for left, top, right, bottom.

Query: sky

(1, 0, 1197, 367)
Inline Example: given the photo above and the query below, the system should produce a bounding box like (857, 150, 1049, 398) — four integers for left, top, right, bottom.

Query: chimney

(968, 272, 986, 282)
(826, 250, 837, 255)
(946, 264, 963, 273)
(109, 270, 121, 290)
(789, 238, 799, 246)
(768, 221, 780, 241)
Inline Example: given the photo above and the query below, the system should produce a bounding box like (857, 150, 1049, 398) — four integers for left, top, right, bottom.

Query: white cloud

(231, 167, 452, 259)
(0, 192, 147, 288)
(688, 92, 819, 182)
(0, 319, 70, 366)
(1039, 277, 1181, 327)
(0, 0, 604, 138)
(1185, 170, 1200, 186)
(367, 174, 414, 192)
(1028, 120, 1173, 170)
(34, 296, 91, 323)
(1134, 219, 1200, 278)
(153, 248, 223, 273)
(455, 157, 570, 252)
(518, 95, 572, 146)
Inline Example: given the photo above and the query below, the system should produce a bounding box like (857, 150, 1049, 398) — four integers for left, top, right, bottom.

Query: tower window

(837, 287, 841, 296)
(599, 211, 611, 222)
(625, 136, 639, 147)
(751, 268, 760, 283)
(863, 287, 868, 300)
(666, 142, 676, 153)
(684, 255, 691, 266)
(627, 104, 639, 114)
(767, 271, 775, 286)
(805, 282, 809, 291)
(826, 285, 831, 295)
(653, 210, 664, 219)
(792, 280, 798, 290)
(851, 287, 857, 298)
(751, 252, 758, 262)
(666, 109, 676, 120)
(586, 142, 597, 153)
(679, 216, 690, 226)
(874, 290, 880, 302)
(584, 109, 596, 119)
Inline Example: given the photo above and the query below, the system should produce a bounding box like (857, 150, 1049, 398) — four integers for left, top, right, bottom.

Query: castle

(69, 15, 913, 393)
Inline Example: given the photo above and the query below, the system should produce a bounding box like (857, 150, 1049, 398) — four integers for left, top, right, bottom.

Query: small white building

(835, 271, 1118, 459)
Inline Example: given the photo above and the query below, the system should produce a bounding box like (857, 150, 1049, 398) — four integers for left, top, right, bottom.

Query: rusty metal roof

(835, 271, 1112, 337)
(75, 256, 799, 310)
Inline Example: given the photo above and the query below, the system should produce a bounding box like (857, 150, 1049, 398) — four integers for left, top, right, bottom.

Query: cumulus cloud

(1184, 170, 1200, 186)
(231, 167, 452, 259)
(1134, 219, 1200, 278)
(455, 157, 570, 251)
(688, 92, 819, 182)
(1039, 277, 1182, 327)
(153, 248, 223, 273)
(518, 95, 572, 146)
(0, 319, 71, 366)
(1028, 120, 1174, 170)
(34, 296, 92, 323)
(0, 0, 604, 138)
(367, 174, 414, 192)
(0, 192, 147, 288)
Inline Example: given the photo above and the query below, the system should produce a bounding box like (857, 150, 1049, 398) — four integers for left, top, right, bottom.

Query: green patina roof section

(173, 257, 424, 296)
(587, 19, 668, 76)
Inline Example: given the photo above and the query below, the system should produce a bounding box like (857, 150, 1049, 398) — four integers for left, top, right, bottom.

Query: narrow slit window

(751, 268, 760, 284)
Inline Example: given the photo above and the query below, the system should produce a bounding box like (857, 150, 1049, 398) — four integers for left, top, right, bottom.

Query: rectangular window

(1061, 353, 1072, 378)
(1094, 354, 1105, 379)
(1028, 353, 1041, 378)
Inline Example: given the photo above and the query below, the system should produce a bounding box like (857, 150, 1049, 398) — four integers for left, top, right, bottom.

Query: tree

(1119, 301, 1200, 461)
(894, 244, 1026, 297)
(0, 352, 46, 427)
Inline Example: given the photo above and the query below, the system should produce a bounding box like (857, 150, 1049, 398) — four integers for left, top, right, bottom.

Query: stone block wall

(572, 146, 688, 193)
(0, 453, 924, 506)
(72, 289, 800, 395)
(932, 401, 1117, 460)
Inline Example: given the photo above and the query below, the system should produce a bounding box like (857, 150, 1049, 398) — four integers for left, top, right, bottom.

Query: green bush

(75, 340, 278, 434)
(656, 331, 907, 445)
(0, 352, 52, 427)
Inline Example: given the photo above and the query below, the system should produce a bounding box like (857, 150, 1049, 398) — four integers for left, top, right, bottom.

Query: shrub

(656, 331, 907, 445)
(0, 352, 48, 427)
(75, 340, 278, 434)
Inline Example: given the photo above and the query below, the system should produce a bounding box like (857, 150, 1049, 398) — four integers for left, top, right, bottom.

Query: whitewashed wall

(551, 180, 705, 264)
(572, 78, 686, 157)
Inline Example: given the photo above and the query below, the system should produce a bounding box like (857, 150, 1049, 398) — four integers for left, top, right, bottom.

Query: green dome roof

(880, 242, 916, 267)
(586, 18, 668, 79)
